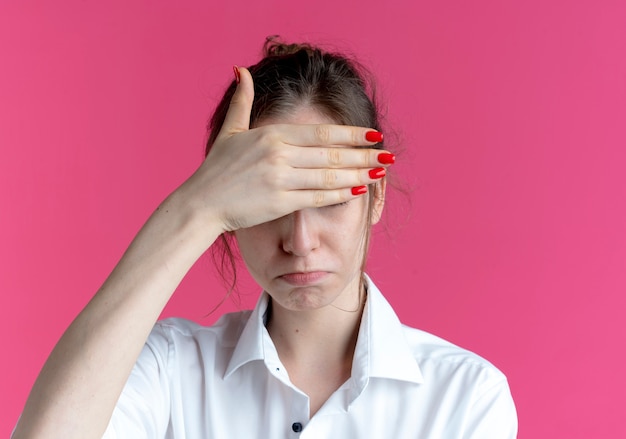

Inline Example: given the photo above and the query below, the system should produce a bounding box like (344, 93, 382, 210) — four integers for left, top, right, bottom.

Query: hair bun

(263, 35, 315, 57)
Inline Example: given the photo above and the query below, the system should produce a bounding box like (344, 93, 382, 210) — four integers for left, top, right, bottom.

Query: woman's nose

(281, 209, 320, 256)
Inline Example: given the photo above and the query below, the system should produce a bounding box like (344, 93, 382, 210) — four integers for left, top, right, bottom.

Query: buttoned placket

(262, 326, 310, 437)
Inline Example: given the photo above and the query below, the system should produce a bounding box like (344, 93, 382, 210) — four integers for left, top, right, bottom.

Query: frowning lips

(278, 271, 329, 286)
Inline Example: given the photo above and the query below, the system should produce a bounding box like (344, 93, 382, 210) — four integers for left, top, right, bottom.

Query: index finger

(279, 123, 383, 148)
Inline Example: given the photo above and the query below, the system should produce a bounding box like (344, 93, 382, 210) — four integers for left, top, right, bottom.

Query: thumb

(219, 66, 255, 136)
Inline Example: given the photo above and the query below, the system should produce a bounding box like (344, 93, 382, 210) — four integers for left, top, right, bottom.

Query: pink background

(1, 1, 625, 437)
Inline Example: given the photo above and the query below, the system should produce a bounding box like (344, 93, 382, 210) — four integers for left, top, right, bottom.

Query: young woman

(13, 40, 517, 438)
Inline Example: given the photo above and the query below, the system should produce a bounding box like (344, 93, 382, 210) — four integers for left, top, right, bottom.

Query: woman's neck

(265, 284, 366, 417)
(266, 283, 366, 368)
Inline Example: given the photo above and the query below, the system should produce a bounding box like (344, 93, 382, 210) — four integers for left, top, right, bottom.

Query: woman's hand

(176, 67, 392, 233)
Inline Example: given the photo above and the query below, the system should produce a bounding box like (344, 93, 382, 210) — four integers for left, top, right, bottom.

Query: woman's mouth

(279, 271, 328, 286)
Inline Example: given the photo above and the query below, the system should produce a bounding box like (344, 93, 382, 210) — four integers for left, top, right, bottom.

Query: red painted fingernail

(233, 65, 240, 84)
(369, 167, 386, 179)
(378, 152, 396, 165)
(365, 131, 383, 143)
(351, 186, 368, 196)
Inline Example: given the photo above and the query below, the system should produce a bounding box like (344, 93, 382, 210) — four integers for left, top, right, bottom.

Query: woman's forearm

(13, 191, 222, 439)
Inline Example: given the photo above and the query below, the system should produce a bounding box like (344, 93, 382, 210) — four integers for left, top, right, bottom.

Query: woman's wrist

(154, 188, 225, 256)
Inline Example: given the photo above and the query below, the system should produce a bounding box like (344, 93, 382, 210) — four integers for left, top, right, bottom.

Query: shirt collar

(224, 275, 423, 388)
(224, 292, 271, 379)
(355, 275, 423, 385)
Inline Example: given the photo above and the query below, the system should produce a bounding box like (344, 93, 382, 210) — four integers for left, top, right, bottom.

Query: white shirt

(104, 277, 517, 438)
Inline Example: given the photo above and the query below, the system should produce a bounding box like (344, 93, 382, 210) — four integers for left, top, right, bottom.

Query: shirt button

(292, 422, 303, 432)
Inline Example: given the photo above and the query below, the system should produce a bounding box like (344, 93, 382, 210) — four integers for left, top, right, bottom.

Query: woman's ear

(371, 178, 386, 225)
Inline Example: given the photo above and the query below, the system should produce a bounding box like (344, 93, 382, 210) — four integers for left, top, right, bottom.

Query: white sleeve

(463, 377, 518, 439)
(102, 325, 172, 439)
